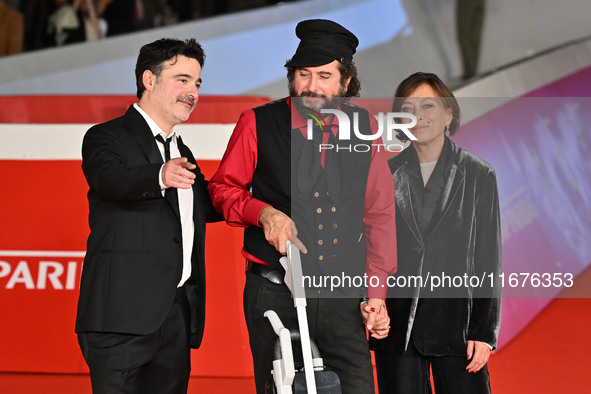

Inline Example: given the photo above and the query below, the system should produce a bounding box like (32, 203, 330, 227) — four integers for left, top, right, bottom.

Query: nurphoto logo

(304, 107, 418, 153)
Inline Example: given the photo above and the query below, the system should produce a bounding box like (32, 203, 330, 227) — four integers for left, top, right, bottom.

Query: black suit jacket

(371, 138, 502, 356)
(75, 106, 221, 348)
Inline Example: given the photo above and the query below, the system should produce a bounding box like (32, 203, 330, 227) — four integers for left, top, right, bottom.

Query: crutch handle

(264, 310, 285, 336)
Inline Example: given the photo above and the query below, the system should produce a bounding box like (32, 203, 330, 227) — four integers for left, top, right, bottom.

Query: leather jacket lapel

(393, 162, 423, 244)
(424, 139, 465, 239)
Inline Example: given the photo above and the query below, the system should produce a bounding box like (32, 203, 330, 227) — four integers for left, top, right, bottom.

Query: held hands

(162, 157, 196, 189)
(361, 298, 390, 339)
(258, 206, 307, 255)
(466, 340, 491, 373)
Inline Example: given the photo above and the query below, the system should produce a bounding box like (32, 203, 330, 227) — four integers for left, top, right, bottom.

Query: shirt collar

(133, 103, 176, 140)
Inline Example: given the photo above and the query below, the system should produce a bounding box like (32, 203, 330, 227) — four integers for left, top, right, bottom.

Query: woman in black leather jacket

(371, 72, 502, 394)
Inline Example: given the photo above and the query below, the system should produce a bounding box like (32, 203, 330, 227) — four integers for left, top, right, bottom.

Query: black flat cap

(285, 19, 359, 67)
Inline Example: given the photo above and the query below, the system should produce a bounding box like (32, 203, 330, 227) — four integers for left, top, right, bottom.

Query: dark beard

(288, 80, 347, 116)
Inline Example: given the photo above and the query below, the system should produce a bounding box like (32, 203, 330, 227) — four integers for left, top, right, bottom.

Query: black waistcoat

(244, 98, 374, 294)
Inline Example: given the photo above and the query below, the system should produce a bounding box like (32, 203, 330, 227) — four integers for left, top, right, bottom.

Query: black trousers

(374, 338, 491, 394)
(78, 287, 191, 394)
(244, 271, 375, 394)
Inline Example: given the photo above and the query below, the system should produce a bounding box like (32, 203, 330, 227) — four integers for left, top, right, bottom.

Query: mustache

(299, 91, 326, 98)
(177, 96, 196, 106)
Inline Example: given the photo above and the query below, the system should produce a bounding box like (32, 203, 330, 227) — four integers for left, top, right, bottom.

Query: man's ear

(344, 76, 352, 92)
(142, 70, 155, 92)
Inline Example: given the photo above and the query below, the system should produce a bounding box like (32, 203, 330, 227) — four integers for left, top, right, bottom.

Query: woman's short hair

(393, 72, 461, 142)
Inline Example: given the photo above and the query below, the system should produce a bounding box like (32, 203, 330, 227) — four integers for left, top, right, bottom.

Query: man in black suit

(75, 38, 221, 393)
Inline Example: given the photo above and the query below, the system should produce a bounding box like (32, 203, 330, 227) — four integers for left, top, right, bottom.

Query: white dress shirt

(134, 103, 194, 288)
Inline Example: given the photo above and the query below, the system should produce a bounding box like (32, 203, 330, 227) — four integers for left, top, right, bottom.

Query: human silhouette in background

(47, 0, 104, 46)
(97, 0, 143, 36)
(457, 0, 485, 80)
(0, 0, 24, 56)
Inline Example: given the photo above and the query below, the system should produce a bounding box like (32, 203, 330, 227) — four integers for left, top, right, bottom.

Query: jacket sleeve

(81, 123, 163, 202)
(197, 180, 225, 223)
(468, 167, 502, 349)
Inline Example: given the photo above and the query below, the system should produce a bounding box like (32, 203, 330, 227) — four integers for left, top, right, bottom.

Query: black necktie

(155, 134, 180, 216)
(155, 134, 172, 161)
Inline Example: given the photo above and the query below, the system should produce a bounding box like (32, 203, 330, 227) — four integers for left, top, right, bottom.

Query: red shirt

(208, 98, 397, 298)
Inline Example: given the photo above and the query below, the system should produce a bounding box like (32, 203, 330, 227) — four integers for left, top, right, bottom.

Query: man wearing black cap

(209, 19, 397, 393)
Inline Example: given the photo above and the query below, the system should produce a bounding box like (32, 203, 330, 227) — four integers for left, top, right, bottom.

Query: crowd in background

(0, 0, 300, 58)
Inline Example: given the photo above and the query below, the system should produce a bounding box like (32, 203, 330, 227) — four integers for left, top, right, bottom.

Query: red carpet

(489, 297, 591, 393)
(487, 266, 591, 394)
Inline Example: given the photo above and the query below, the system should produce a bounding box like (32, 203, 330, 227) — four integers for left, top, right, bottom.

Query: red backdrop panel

(0, 159, 253, 376)
(0, 95, 270, 124)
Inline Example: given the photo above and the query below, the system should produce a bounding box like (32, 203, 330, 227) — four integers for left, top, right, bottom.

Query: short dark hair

(286, 60, 361, 98)
(393, 72, 461, 141)
(135, 38, 205, 99)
